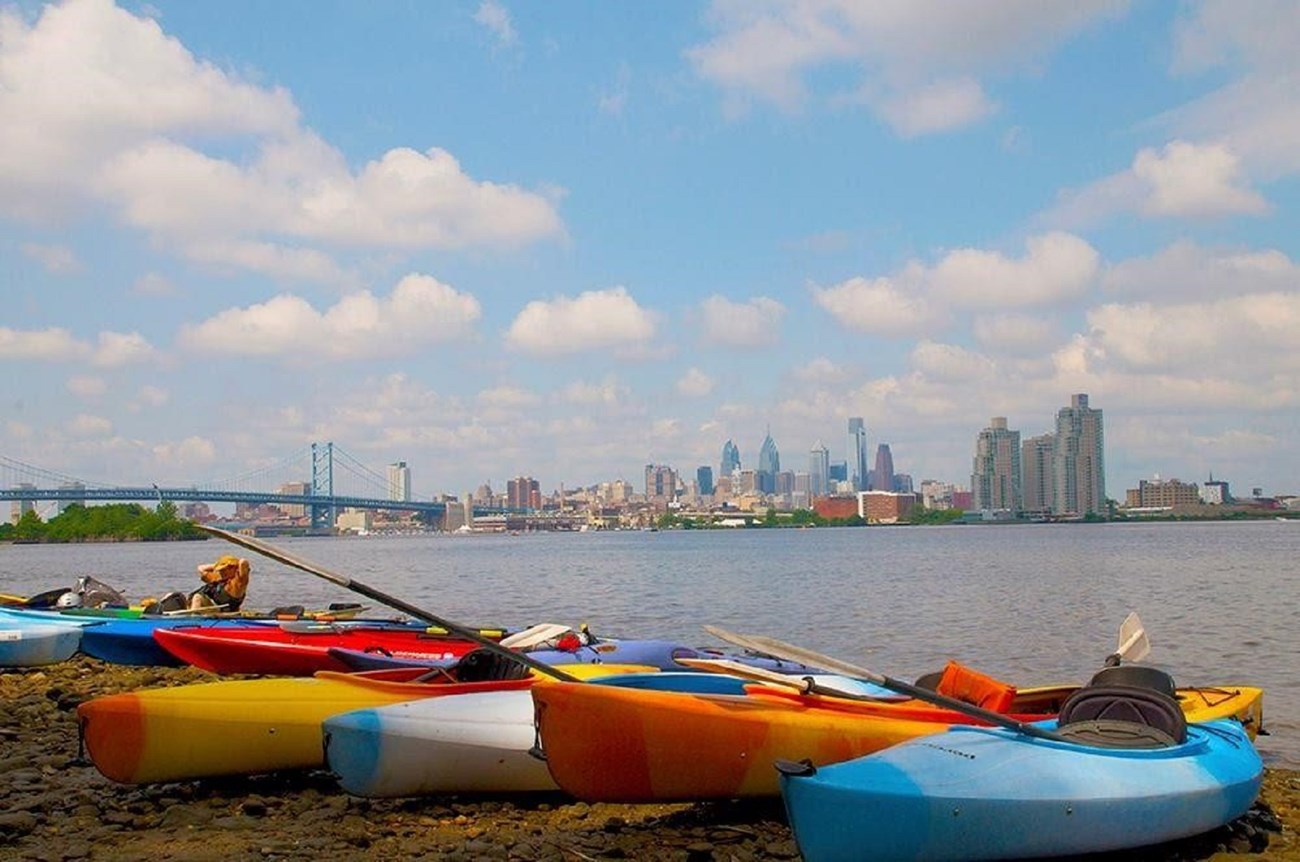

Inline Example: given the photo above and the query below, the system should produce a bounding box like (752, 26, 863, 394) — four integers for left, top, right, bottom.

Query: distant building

(1021, 434, 1055, 515)
(828, 461, 847, 483)
(1053, 394, 1106, 516)
(720, 439, 741, 478)
(1201, 474, 1231, 505)
(859, 491, 919, 523)
(972, 417, 1022, 513)
(644, 464, 677, 509)
(507, 476, 541, 509)
(809, 442, 830, 498)
(696, 466, 714, 496)
(872, 444, 895, 493)
(276, 481, 311, 518)
(951, 488, 974, 510)
(56, 481, 85, 515)
(814, 496, 859, 520)
(10, 483, 35, 524)
(847, 417, 869, 493)
(1126, 478, 1200, 508)
(757, 430, 780, 495)
(919, 480, 954, 510)
(387, 461, 411, 503)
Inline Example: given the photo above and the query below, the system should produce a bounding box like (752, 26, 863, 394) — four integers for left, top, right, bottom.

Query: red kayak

(153, 623, 486, 675)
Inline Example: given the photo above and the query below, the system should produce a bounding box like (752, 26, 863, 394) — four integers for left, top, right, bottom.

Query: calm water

(4, 521, 1297, 766)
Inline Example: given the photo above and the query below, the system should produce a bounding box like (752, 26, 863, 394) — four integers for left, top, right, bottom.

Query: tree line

(0, 502, 203, 543)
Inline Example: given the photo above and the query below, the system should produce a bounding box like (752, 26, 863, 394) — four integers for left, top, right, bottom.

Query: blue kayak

(778, 716, 1262, 861)
(0, 612, 94, 666)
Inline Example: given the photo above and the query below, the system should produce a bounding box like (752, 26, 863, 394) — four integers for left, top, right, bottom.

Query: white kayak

(323, 688, 553, 797)
(0, 618, 85, 666)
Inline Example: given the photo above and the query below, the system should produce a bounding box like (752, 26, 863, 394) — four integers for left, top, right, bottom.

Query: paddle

(1107, 611, 1149, 666)
(195, 524, 580, 682)
(703, 625, 1077, 743)
(678, 657, 907, 703)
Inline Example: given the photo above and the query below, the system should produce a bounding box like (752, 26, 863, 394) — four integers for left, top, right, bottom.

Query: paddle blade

(1115, 612, 1150, 663)
(703, 625, 884, 685)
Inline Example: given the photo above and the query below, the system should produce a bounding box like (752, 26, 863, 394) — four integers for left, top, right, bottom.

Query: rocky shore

(0, 657, 1295, 862)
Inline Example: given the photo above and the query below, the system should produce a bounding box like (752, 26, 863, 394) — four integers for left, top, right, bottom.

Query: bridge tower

(311, 442, 334, 529)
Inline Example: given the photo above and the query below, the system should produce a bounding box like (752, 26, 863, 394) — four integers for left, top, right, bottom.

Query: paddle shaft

(196, 525, 580, 682)
(704, 626, 1072, 743)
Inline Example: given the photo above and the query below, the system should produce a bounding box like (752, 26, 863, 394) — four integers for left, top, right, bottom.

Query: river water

(4, 520, 1297, 767)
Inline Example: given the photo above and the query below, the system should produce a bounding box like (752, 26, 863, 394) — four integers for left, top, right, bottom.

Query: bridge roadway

(0, 486, 516, 518)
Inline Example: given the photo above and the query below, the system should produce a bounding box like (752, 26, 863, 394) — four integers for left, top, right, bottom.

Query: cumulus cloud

(1047, 141, 1267, 227)
(0, 327, 155, 365)
(131, 385, 169, 410)
(474, 1, 516, 48)
(0, 0, 563, 278)
(687, 1, 1125, 134)
(179, 273, 481, 359)
(1103, 240, 1298, 301)
(150, 436, 218, 469)
(676, 367, 715, 397)
(814, 233, 1096, 336)
(69, 413, 113, 437)
(21, 242, 80, 273)
(972, 313, 1060, 355)
(561, 377, 626, 405)
(131, 272, 179, 297)
(698, 295, 784, 348)
(505, 287, 656, 356)
(66, 376, 107, 398)
(477, 386, 540, 408)
(910, 341, 996, 382)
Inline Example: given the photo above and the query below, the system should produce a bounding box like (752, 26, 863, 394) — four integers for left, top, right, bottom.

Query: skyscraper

(1052, 393, 1106, 516)
(645, 464, 678, 508)
(971, 417, 1022, 512)
(507, 476, 541, 509)
(720, 439, 741, 478)
(872, 444, 895, 493)
(387, 461, 411, 502)
(1021, 434, 1054, 515)
(809, 441, 830, 498)
(696, 466, 714, 496)
(757, 429, 780, 494)
(847, 417, 869, 492)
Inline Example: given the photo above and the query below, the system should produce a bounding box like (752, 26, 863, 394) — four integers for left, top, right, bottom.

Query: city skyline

(3, 2, 1298, 499)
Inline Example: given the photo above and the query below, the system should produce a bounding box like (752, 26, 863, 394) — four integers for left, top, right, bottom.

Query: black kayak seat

(1057, 684, 1187, 747)
(454, 648, 531, 682)
(1087, 664, 1177, 698)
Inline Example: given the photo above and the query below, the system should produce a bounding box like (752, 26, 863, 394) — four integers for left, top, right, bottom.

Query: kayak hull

(532, 682, 1264, 802)
(779, 718, 1263, 862)
(0, 622, 83, 666)
(77, 669, 535, 783)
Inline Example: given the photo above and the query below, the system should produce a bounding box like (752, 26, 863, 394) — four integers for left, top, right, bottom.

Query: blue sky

(2, 0, 1298, 500)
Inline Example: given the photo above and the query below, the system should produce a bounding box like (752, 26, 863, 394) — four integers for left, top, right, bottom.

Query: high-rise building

(507, 476, 541, 509)
(10, 483, 35, 525)
(757, 429, 780, 494)
(387, 461, 411, 502)
(809, 441, 830, 498)
(971, 417, 1022, 513)
(56, 481, 85, 515)
(872, 444, 895, 493)
(277, 481, 311, 518)
(720, 439, 741, 478)
(1052, 393, 1106, 516)
(1021, 434, 1055, 515)
(696, 466, 714, 496)
(847, 417, 869, 492)
(644, 464, 677, 508)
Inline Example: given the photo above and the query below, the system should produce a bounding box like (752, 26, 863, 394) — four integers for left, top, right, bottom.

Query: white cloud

(688, 1, 1125, 134)
(474, 1, 516, 48)
(131, 272, 179, 297)
(813, 272, 940, 337)
(69, 413, 112, 437)
(698, 295, 785, 348)
(505, 287, 656, 356)
(1103, 241, 1298, 301)
(180, 273, 481, 360)
(0, 0, 563, 278)
(676, 367, 715, 397)
(91, 331, 156, 367)
(21, 242, 80, 273)
(1133, 141, 1268, 217)
(0, 327, 86, 361)
(132, 385, 169, 410)
(792, 357, 849, 383)
(150, 436, 217, 470)
(66, 375, 107, 398)
(929, 232, 1099, 307)
(910, 341, 996, 382)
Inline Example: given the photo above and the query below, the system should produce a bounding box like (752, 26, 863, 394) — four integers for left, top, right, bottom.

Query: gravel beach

(0, 657, 1295, 862)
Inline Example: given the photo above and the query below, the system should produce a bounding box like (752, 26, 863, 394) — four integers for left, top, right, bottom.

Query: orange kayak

(532, 680, 1263, 802)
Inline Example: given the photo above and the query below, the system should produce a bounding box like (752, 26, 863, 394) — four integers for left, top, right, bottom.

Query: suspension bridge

(0, 444, 508, 528)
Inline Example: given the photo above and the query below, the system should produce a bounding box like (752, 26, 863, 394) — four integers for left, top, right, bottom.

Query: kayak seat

(1086, 664, 1177, 697)
(1057, 685, 1187, 747)
(913, 670, 944, 691)
(455, 648, 531, 682)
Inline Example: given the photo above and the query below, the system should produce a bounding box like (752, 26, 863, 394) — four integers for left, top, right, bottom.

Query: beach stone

(0, 811, 39, 837)
(157, 804, 214, 829)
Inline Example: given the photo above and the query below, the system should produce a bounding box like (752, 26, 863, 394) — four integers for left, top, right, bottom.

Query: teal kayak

(778, 716, 1261, 861)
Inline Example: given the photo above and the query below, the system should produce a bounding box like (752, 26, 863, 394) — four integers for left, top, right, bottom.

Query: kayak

(531, 677, 1264, 802)
(777, 717, 1262, 861)
(323, 671, 765, 797)
(328, 638, 821, 674)
(0, 620, 84, 666)
(152, 623, 488, 675)
(79, 659, 649, 784)
(81, 616, 425, 667)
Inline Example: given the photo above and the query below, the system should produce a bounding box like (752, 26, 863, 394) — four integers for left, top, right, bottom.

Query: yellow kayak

(80, 662, 649, 784)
